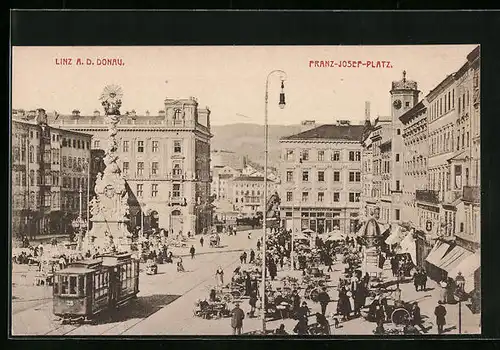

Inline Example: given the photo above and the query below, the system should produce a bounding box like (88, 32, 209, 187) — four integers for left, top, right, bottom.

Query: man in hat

(434, 301, 447, 334)
(231, 302, 245, 335)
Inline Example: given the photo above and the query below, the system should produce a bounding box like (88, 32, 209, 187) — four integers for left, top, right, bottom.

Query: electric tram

(52, 252, 139, 323)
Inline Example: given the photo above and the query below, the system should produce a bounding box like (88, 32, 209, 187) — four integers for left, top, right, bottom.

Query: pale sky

(12, 45, 477, 126)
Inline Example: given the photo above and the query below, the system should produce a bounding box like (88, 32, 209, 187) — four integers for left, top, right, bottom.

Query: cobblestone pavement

(11, 229, 480, 336)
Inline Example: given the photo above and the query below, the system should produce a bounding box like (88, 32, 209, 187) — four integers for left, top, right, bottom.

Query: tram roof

(58, 266, 96, 274)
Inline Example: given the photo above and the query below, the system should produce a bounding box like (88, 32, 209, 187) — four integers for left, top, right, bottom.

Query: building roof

(219, 174, 234, 179)
(280, 124, 364, 141)
(399, 100, 427, 125)
(233, 176, 274, 182)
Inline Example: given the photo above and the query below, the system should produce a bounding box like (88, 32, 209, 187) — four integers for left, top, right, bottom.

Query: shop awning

(437, 245, 473, 273)
(425, 242, 451, 266)
(385, 225, 403, 245)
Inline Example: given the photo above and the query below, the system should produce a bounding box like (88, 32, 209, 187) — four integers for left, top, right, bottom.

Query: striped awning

(438, 245, 473, 273)
(425, 242, 451, 266)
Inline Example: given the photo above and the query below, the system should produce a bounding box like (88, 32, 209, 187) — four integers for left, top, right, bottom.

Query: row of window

(286, 170, 361, 183)
(62, 138, 90, 150)
(285, 149, 361, 162)
(135, 183, 181, 198)
(285, 191, 361, 203)
(122, 162, 180, 176)
(20, 191, 84, 211)
(429, 87, 455, 122)
(62, 156, 89, 170)
(235, 190, 262, 196)
(94, 139, 183, 154)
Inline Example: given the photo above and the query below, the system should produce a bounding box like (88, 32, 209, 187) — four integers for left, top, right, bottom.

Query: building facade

(11, 109, 92, 239)
(279, 121, 364, 235)
(232, 176, 277, 216)
(48, 97, 213, 235)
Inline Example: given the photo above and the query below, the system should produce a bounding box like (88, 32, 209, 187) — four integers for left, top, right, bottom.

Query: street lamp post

(455, 272, 466, 334)
(261, 69, 287, 334)
(72, 184, 87, 251)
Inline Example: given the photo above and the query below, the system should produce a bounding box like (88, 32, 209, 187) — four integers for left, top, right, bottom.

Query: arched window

(172, 209, 181, 216)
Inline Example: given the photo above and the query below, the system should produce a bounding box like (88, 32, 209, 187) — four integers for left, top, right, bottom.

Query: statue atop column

(86, 85, 132, 253)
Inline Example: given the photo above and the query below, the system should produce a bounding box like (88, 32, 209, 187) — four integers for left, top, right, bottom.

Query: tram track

(39, 250, 242, 336)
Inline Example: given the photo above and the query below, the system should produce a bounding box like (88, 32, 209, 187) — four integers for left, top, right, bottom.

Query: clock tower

(390, 71, 420, 225)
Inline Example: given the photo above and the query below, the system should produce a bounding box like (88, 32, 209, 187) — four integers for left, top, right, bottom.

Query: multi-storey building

(379, 140, 392, 225)
(11, 109, 92, 239)
(211, 165, 241, 202)
(400, 101, 429, 227)
(49, 97, 213, 235)
(279, 121, 364, 235)
(232, 176, 277, 216)
(400, 101, 431, 267)
(365, 116, 391, 220)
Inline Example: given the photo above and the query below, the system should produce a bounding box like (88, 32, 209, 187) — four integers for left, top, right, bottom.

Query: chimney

(365, 101, 371, 121)
(71, 109, 80, 118)
(130, 109, 137, 119)
(145, 110, 150, 116)
(93, 110, 100, 117)
(300, 120, 316, 132)
(336, 120, 351, 126)
(158, 110, 165, 116)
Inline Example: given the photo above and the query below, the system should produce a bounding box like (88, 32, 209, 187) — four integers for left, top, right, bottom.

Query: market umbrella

(326, 233, 345, 241)
(294, 233, 310, 241)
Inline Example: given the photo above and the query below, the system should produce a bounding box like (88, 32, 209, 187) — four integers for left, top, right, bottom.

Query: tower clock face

(393, 99, 402, 110)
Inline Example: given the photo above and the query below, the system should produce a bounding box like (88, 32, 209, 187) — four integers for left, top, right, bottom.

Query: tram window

(78, 276, 85, 295)
(54, 277, 60, 294)
(69, 276, 77, 294)
(61, 276, 69, 294)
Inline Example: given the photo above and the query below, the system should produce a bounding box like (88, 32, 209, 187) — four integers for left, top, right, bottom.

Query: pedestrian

(248, 231, 252, 239)
(439, 279, 448, 303)
(215, 266, 224, 288)
(249, 289, 258, 317)
(249, 249, 255, 264)
(390, 256, 398, 277)
(200, 236, 204, 247)
(244, 271, 252, 296)
(325, 254, 333, 272)
(231, 302, 245, 335)
(317, 287, 331, 316)
(434, 301, 447, 334)
(190, 245, 196, 259)
(411, 302, 423, 329)
(240, 253, 245, 264)
(291, 290, 301, 318)
(257, 239, 261, 251)
(421, 270, 428, 291)
(242, 251, 247, 264)
(297, 301, 310, 322)
(413, 269, 421, 292)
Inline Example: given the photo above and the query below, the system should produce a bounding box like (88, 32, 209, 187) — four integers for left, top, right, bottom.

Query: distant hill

(210, 123, 303, 167)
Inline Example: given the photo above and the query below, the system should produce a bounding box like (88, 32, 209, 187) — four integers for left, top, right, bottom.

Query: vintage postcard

(10, 45, 480, 336)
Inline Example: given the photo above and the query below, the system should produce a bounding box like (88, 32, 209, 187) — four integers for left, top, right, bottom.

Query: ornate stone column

(86, 85, 133, 254)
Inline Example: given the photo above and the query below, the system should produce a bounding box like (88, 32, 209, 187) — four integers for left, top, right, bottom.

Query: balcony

(463, 186, 480, 203)
(415, 190, 440, 204)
